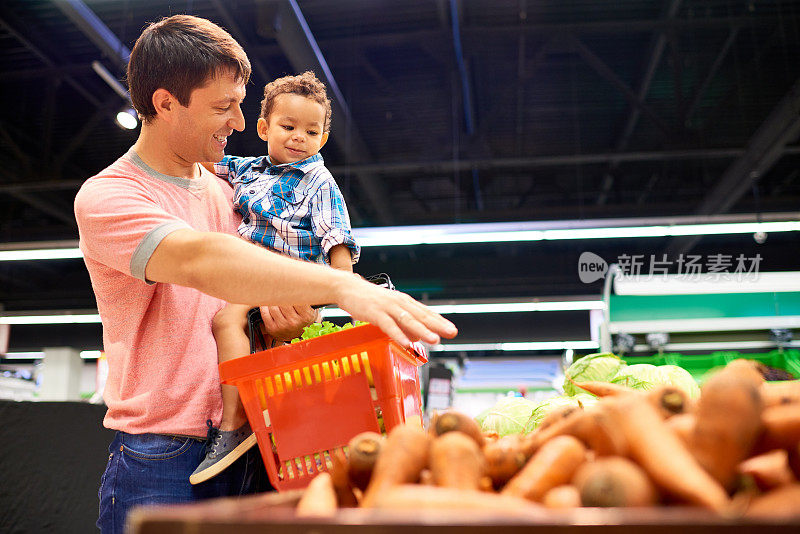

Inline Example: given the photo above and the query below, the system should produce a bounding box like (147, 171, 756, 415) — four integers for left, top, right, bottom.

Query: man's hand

(260, 305, 318, 343)
(335, 275, 458, 348)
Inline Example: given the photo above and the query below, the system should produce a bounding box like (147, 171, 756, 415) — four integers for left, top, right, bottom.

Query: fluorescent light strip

(0, 248, 83, 261)
(2, 351, 102, 360)
(353, 220, 800, 247)
(321, 300, 603, 318)
(431, 341, 599, 352)
(0, 314, 101, 325)
(614, 272, 800, 295)
(3, 218, 800, 261)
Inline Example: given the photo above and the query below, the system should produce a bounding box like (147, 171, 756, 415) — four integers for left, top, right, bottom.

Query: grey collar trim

(125, 148, 208, 191)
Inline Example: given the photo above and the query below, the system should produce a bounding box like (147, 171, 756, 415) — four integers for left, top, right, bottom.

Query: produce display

(292, 358, 800, 521)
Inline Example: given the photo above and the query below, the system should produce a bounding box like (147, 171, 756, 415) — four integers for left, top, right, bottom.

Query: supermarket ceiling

(1, 0, 800, 352)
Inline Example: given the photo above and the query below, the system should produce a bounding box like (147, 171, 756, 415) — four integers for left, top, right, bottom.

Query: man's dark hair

(127, 15, 251, 122)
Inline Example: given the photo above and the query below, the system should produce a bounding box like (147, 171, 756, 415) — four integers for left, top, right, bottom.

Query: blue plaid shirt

(214, 153, 359, 265)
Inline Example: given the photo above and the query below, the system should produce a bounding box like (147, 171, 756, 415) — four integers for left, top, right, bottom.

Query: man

(74, 15, 456, 533)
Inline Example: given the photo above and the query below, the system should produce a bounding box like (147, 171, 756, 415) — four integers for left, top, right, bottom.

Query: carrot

(757, 403, 800, 451)
(725, 358, 766, 384)
(602, 395, 729, 511)
(502, 435, 587, 502)
(738, 449, 796, 491)
(542, 485, 582, 509)
(573, 457, 659, 507)
(569, 379, 635, 397)
(360, 423, 431, 508)
(745, 483, 800, 520)
(483, 434, 527, 489)
(520, 407, 626, 459)
(789, 443, 800, 479)
(419, 468, 434, 486)
(329, 449, 358, 507)
(538, 405, 581, 432)
(295, 472, 337, 517)
(431, 410, 485, 447)
(691, 362, 764, 490)
(665, 413, 695, 447)
(429, 431, 485, 490)
(346, 431, 383, 492)
(646, 385, 690, 419)
(369, 484, 546, 517)
(761, 380, 800, 407)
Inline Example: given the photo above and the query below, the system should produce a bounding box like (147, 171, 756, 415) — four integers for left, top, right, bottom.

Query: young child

(190, 71, 359, 484)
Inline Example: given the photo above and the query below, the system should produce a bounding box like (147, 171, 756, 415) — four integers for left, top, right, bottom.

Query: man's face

(257, 93, 328, 165)
(170, 69, 246, 165)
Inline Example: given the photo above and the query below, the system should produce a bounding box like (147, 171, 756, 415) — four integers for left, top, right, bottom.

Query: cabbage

(474, 406, 492, 427)
(523, 394, 598, 433)
(479, 396, 538, 437)
(610, 363, 665, 390)
(611, 363, 700, 399)
(659, 365, 701, 399)
(563, 352, 627, 396)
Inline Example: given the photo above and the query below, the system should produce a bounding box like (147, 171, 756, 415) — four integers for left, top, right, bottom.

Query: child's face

(257, 93, 329, 165)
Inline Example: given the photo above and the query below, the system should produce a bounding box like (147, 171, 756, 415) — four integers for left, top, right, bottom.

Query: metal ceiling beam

(6, 191, 76, 228)
(1, 146, 798, 196)
(683, 26, 740, 125)
(269, 0, 392, 224)
(324, 146, 800, 175)
(563, 34, 671, 136)
(252, 16, 774, 53)
(53, 0, 130, 69)
(210, 0, 272, 84)
(0, 13, 101, 109)
(1, 64, 92, 81)
(666, 78, 800, 256)
(597, 0, 682, 206)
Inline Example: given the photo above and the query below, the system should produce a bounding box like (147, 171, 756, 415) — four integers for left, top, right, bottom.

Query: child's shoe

(189, 421, 257, 485)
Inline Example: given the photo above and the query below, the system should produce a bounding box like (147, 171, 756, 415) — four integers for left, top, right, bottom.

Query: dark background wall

(0, 400, 115, 534)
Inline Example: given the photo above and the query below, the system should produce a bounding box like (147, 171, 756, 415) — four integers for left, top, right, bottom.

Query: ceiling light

(614, 271, 800, 295)
(2, 350, 101, 360)
(320, 299, 603, 318)
(430, 341, 599, 352)
(0, 248, 83, 261)
(0, 313, 101, 325)
(353, 219, 800, 247)
(115, 108, 138, 130)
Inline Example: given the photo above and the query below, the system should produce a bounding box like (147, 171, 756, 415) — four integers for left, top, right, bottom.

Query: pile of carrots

(294, 359, 800, 520)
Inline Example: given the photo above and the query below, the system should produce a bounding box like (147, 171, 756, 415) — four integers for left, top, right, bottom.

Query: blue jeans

(97, 431, 271, 533)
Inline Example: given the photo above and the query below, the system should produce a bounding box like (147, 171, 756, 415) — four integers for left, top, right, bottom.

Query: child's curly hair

(260, 71, 332, 132)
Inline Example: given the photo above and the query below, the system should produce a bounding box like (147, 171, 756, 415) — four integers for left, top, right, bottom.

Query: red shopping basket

(218, 323, 427, 491)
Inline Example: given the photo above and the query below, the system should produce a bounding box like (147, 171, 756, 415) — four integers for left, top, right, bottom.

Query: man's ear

(320, 131, 329, 150)
(256, 117, 269, 141)
(151, 88, 176, 121)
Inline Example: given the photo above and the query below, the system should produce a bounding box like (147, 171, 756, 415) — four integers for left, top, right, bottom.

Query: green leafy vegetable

(610, 363, 663, 390)
(562, 352, 627, 396)
(479, 396, 538, 437)
(290, 320, 367, 343)
(659, 364, 701, 399)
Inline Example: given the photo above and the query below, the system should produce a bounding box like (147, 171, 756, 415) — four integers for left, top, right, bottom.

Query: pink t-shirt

(74, 149, 240, 437)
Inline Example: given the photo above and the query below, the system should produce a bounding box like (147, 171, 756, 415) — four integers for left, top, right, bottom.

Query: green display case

(623, 349, 800, 383)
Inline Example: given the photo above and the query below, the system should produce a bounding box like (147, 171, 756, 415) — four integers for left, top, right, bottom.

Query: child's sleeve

(212, 155, 243, 185)
(310, 179, 360, 265)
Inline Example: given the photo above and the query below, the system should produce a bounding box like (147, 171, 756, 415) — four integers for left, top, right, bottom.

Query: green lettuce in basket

(290, 320, 367, 343)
